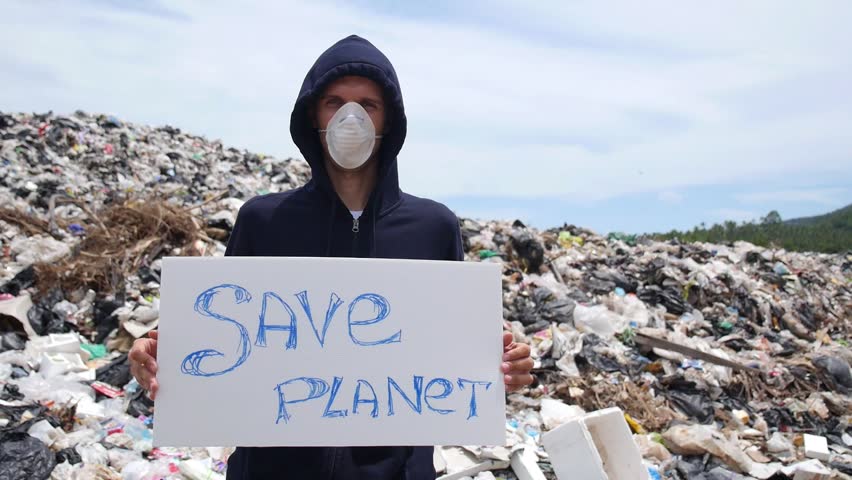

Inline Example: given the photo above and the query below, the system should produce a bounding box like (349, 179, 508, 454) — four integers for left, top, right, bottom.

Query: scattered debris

(2, 111, 850, 478)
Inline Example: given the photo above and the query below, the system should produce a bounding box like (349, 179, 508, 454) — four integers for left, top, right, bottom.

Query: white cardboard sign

(154, 257, 505, 447)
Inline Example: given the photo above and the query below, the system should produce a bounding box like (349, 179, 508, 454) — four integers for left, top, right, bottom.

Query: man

(130, 34, 533, 479)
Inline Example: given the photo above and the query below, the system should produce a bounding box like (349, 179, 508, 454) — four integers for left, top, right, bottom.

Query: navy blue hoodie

(223, 35, 462, 479)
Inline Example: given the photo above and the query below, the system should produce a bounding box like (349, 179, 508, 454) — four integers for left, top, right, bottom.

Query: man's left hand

(502, 330, 534, 392)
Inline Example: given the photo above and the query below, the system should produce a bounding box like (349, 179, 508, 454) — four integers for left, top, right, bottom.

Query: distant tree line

(650, 205, 852, 254)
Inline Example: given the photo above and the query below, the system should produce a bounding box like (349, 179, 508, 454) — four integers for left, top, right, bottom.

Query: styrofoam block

(542, 407, 650, 480)
(29, 332, 82, 354)
(583, 408, 650, 480)
(542, 416, 607, 480)
(434, 446, 448, 473)
(436, 447, 510, 480)
(510, 447, 547, 480)
(803, 434, 830, 461)
(40, 352, 86, 378)
(781, 459, 831, 480)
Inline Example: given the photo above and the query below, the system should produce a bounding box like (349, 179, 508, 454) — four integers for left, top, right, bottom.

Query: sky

(2, 0, 851, 234)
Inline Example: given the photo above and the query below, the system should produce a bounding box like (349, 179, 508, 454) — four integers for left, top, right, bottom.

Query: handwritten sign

(154, 257, 505, 447)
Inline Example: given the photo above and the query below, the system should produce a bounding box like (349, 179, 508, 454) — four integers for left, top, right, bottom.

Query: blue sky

(2, 0, 850, 234)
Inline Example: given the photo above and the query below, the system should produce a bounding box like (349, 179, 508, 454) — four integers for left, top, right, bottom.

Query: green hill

(651, 204, 852, 253)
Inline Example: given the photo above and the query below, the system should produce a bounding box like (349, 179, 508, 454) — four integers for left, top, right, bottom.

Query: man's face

(313, 75, 386, 168)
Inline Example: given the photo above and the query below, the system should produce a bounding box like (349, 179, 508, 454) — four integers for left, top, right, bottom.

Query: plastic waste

(75, 442, 109, 465)
(1, 111, 850, 478)
(812, 356, 852, 394)
(532, 287, 576, 324)
(179, 459, 226, 480)
(106, 448, 141, 472)
(0, 266, 36, 296)
(0, 332, 26, 352)
(780, 459, 832, 479)
(558, 231, 584, 248)
(80, 343, 107, 359)
(27, 290, 70, 336)
(27, 419, 65, 448)
(95, 354, 132, 388)
(663, 424, 753, 473)
(607, 231, 637, 246)
(0, 293, 37, 337)
(573, 304, 627, 338)
(773, 262, 791, 275)
(56, 447, 82, 465)
(539, 398, 585, 430)
(10, 235, 70, 265)
(577, 333, 624, 372)
(664, 380, 715, 424)
(510, 230, 544, 272)
(633, 434, 671, 462)
(0, 432, 57, 480)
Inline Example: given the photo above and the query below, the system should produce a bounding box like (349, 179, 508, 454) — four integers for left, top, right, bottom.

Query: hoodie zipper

(351, 215, 360, 256)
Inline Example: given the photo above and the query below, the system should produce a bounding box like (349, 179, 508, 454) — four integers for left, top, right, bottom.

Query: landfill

(1, 111, 850, 480)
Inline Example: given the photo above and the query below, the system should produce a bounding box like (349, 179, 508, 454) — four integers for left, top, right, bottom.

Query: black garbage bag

(27, 305, 69, 336)
(27, 289, 70, 336)
(674, 456, 707, 479)
(138, 266, 161, 284)
(729, 287, 758, 323)
(667, 390, 715, 424)
(506, 293, 540, 326)
(0, 432, 56, 480)
(207, 217, 233, 232)
(93, 298, 121, 344)
(55, 447, 82, 465)
(638, 285, 688, 316)
(566, 288, 591, 303)
(718, 382, 750, 413)
(0, 403, 60, 440)
(576, 334, 624, 373)
(0, 332, 26, 352)
(642, 258, 668, 285)
(591, 270, 637, 294)
(541, 299, 575, 324)
(523, 320, 550, 334)
(0, 403, 48, 431)
(582, 274, 615, 294)
(0, 266, 35, 296)
(763, 407, 796, 430)
(0, 384, 23, 401)
(664, 379, 715, 424)
(96, 354, 132, 388)
(126, 388, 155, 418)
(532, 287, 575, 324)
(510, 230, 544, 272)
(829, 461, 852, 475)
(813, 356, 852, 394)
(492, 232, 509, 248)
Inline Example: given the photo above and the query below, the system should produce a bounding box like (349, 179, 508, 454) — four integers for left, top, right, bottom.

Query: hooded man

(129, 34, 534, 479)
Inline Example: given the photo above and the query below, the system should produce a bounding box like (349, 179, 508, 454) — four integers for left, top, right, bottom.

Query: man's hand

(502, 328, 533, 393)
(129, 331, 160, 400)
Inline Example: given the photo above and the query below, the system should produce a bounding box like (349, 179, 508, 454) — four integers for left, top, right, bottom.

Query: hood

(290, 34, 406, 215)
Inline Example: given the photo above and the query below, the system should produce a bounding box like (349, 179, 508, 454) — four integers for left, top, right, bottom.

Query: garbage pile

(1, 111, 850, 479)
(456, 220, 851, 480)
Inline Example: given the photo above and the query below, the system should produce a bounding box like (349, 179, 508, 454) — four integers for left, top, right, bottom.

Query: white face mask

(319, 101, 383, 170)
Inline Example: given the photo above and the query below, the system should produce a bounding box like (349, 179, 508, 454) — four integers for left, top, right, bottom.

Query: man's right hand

(129, 330, 159, 400)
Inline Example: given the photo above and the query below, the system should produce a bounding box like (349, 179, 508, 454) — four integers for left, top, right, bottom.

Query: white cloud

(709, 209, 760, 223)
(657, 191, 684, 204)
(1, 0, 850, 203)
(734, 188, 849, 206)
